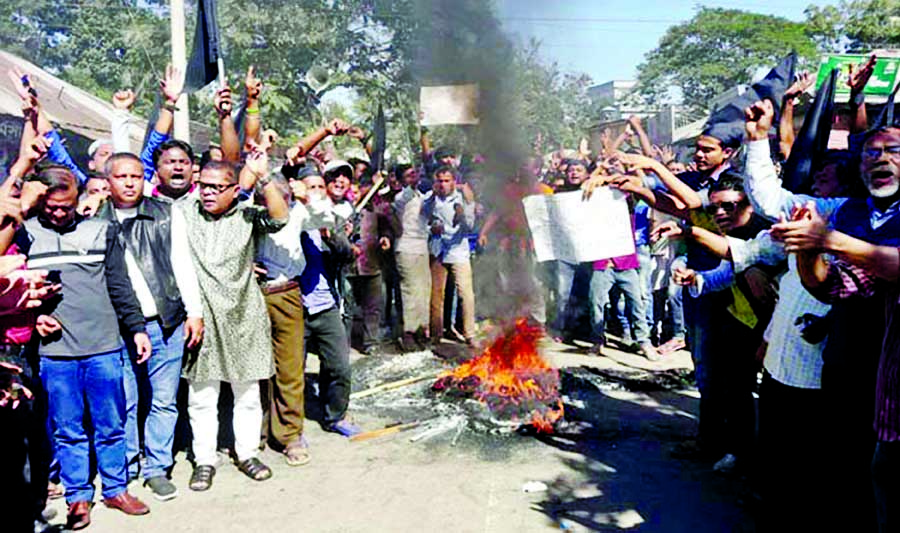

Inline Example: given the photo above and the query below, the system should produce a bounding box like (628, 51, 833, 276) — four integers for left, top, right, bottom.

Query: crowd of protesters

(2, 49, 900, 533)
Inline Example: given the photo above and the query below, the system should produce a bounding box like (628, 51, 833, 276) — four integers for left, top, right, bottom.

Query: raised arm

(292, 118, 350, 159)
(847, 55, 876, 135)
(617, 152, 702, 210)
(243, 66, 262, 149)
(743, 100, 845, 221)
(779, 72, 814, 160)
(241, 149, 289, 224)
(153, 64, 183, 139)
(214, 85, 241, 163)
(627, 115, 654, 157)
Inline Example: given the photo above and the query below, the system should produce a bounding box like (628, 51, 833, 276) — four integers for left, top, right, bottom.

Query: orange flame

(437, 318, 563, 432)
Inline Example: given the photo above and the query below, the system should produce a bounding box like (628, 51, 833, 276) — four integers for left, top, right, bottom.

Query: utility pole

(170, 0, 190, 141)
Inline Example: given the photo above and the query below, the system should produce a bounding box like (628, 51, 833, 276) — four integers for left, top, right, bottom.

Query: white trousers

(187, 380, 261, 466)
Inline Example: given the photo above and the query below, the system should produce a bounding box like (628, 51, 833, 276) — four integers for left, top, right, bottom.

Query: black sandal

(189, 465, 215, 491)
(237, 457, 272, 481)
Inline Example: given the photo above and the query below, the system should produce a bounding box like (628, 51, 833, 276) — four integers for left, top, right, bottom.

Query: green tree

(2, 0, 598, 162)
(637, 7, 818, 110)
(805, 0, 900, 52)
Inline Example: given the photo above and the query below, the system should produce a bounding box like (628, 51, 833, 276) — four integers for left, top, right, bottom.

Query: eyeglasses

(706, 200, 746, 214)
(196, 182, 237, 194)
(862, 145, 900, 160)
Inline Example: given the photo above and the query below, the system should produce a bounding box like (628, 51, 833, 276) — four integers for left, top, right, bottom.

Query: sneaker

(324, 419, 362, 437)
(637, 341, 661, 362)
(713, 453, 738, 474)
(588, 342, 604, 356)
(144, 476, 179, 501)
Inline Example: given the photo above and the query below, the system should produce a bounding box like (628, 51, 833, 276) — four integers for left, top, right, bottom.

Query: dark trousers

(0, 349, 49, 532)
(685, 292, 757, 458)
(382, 254, 402, 337)
(304, 306, 351, 424)
(757, 372, 827, 532)
(822, 361, 878, 532)
(873, 440, 900, 533)
(348, 273, 383, 351)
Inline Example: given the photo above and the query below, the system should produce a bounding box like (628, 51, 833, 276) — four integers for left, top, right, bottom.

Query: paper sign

(419, 84, 479, 126)
(523, 189, 635, 263)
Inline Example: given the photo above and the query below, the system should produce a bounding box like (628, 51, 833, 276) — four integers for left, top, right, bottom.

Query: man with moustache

(177, 155, 288, 490)
(96, 153, 204, 500)
(767, 119, 900, 532)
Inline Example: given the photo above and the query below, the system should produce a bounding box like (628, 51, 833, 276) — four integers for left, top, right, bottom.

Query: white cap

(88, 138, 112, 158)
(323, 159, 353, 176)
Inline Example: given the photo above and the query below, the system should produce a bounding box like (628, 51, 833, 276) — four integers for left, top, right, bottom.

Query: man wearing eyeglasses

(176, 155, 288, 491)
(746, 99, 900, 532)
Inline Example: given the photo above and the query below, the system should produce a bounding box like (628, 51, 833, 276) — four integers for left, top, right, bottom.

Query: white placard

(419, 84, 479, 126)
(523, 189, 635, 263)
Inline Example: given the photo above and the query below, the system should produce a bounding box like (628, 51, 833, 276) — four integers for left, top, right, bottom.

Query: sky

(495, 0, 838, 84)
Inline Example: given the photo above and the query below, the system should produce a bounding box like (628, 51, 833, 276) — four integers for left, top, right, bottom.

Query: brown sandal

(237, 457, 272, 481)
(284, 437, 311, 467)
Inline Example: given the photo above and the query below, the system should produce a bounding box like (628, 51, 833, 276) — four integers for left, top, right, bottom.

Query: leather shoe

(66, 501, 92, 530)
(103, 491, 150, 515)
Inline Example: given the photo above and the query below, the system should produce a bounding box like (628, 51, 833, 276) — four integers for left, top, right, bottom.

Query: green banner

(817, 54, 900, 96)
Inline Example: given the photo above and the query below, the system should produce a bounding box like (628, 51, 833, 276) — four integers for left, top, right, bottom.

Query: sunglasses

(706, 200, 746, 214)
(197, 182, 237, 194)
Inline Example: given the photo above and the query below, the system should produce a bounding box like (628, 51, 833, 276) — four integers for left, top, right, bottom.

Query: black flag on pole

(780, 68, 838, 194)
(701, 53, 797, 147)
(371, 104, 386, 174)
(185, 0, 221, 92)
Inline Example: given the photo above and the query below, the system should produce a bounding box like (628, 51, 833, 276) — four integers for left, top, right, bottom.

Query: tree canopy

(1, 0, 598, 162)
(636, 8, 819, 111)
(805, 0, 900, 52)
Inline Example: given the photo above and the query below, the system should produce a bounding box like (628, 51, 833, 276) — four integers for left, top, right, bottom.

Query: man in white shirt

(99, 153, 204, 501)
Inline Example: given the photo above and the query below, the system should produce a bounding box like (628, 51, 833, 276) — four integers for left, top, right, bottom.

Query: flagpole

(217, 57, 226, 88)
(170, 0, 190, 142)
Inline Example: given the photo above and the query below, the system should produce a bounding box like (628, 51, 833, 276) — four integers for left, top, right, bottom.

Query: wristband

(257, 173, 272, 188)
(678, 218, 693, 238)
(163, 102, 178, 112)
(246, 107, 260, 116)
(852, 92, 865, 107)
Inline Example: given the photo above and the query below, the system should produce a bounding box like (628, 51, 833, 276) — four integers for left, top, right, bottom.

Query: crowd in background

(1, 50, 900, 533)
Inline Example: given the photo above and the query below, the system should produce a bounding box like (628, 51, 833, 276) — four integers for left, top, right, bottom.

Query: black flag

(702, 53, 797, 147)
(185, 0, 221, 92)
(872, 81, 900, 130)
(371, 104, 386, 174)
(781, 68, 838, 193)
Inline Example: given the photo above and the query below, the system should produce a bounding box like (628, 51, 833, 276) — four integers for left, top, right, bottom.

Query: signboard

(522, 189, 635, 264)
(419, 84, 480, 126)
(816, 54, 900, 99)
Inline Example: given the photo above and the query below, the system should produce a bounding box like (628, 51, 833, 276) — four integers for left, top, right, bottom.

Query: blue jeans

(553, 260, 593, 337)
(123, 320, 184, 479)
(41, 350, 128, 503)
(636, 245, 653, 330)
(590, 268, 650, 344)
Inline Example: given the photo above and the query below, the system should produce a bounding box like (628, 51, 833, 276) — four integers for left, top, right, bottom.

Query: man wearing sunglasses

(177, 155, 288, 491)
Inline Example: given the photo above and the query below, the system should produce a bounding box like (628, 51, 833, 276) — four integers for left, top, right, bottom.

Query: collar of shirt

(867, 196, 900, 230)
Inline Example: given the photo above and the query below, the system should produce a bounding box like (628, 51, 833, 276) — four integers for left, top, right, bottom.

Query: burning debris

(432, 318, 564, 433)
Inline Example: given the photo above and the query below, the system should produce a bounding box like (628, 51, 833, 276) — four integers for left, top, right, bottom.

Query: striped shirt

(695, 230, 830, 389)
